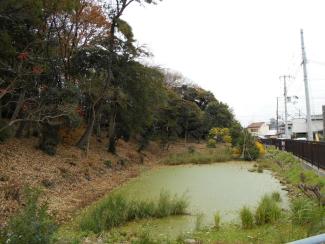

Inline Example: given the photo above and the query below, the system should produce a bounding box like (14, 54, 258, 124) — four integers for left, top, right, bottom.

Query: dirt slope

(0, 137, 199, 226)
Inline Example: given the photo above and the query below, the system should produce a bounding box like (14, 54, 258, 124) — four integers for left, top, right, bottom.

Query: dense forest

(0, 0, 241, 155)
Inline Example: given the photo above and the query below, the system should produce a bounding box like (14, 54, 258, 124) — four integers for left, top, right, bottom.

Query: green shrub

(237, 130, 260, 161)
(104, 160, 113, 168)
(79, 195, 129, 233)
(0, 120, 12, 143)
(207, 139, 217, 148)
(155, 191, 188, 217)
(290, 198, 318, 225)
(255, 195, 281, 225)
(2, 188, 57, 244)
(240, 206, 254, 229)
(214, 212, 221, 229)
(128, 201, 156, 219)
(244, 144, 259, 161)
(78, 191, 188, 234)
(271, 192, 282, 202)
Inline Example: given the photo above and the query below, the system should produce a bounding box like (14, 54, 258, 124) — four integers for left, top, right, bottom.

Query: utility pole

(276, 97, 279, 135)
(280, 75, 293, 139)
(300, 29, 313, 141)
(323, 105, 325, 137)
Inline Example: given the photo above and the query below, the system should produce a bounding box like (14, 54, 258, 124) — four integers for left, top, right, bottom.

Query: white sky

(123, 0, 325, 126)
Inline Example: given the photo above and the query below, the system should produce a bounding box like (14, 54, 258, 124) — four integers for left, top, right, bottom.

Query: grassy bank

(259, 147, 325, 196)
(54, 191, 188, 243)
(162, 145, 232, 165)
(185, 148, 325, 243)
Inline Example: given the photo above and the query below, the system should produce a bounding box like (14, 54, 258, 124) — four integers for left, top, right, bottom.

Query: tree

(176, 100, 203, 143)
(175, 85, 216, 110)
(203, 101, 234, 131)
(105, 61, 165, 153)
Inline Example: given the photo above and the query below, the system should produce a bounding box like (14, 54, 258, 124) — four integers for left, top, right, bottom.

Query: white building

(247, 122, 269, 137)
(292, 115, 323, 138)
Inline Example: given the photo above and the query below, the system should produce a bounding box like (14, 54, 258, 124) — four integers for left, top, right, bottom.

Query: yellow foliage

(223, 135, 232, 144)
(255, 141, 266, 157)
(209, 127, 232, 144)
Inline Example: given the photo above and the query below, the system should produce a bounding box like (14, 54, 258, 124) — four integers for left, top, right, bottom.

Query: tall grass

(195, 213, 205, 231)
(78, 191, 188, 233)
(263, 148, 325, 189)
(271, 191, 282, 202)
(214, 212, 221, 230)
(1, 188, 57, 244)
(290, 197, 325, 235)
(162, 147, 232, 165)
(290, 198, 319, 225)
(239, 206, 254, 229)
(255, 195, 281, 225)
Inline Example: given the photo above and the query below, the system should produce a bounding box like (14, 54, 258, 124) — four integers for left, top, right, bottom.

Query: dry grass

(0, 137, 198, 226)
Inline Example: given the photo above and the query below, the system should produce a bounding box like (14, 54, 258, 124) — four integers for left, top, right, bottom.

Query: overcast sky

(124, 0, 325, 126)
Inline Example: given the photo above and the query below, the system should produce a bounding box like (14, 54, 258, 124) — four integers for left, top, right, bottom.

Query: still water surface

(114, 162, 289, 238)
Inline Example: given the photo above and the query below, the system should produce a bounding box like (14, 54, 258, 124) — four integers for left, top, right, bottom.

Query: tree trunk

(184, 120, 188, 144)
(96, 114, 101, 138)
(11, 90, 25, 121)
(107, 106, 117, 154)
(15, 121, 26, 138)
(76, 105, 96, 150)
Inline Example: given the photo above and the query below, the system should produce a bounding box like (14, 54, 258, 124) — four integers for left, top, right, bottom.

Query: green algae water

(114, 162, 289, 238)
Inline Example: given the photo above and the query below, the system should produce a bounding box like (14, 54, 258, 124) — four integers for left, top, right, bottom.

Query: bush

(104, 160, 113, 168)
(255, 141, 266, 157)
(155, 191, 188, 217)
(223, 135, 232, 144)
(255, 195, 281, 225)
(244, 144, 259, 161)
(271, 192, 282, 202)
(240, 206, 254, 229)
(237, 130, 260, 161)
(290, 198, 318, 225)
(209, 127, 232, 143)
(2, 188, 57, 244)
(78, 191, 188, 234)
(0, 120, 12, 143)
(214, 212, 221, 229)
(207, 139, 217, 148)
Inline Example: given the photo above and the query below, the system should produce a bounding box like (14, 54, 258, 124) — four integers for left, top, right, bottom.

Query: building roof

(247, 122, 265, 129)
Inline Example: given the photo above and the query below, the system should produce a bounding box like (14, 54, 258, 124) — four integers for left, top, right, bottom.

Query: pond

(113, 162, 289, 238)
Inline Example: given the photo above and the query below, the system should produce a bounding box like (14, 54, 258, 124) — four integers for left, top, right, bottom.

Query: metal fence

(260, 139, 325, 170)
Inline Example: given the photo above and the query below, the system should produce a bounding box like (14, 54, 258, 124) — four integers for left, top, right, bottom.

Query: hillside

(0, 138, 202, 227)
